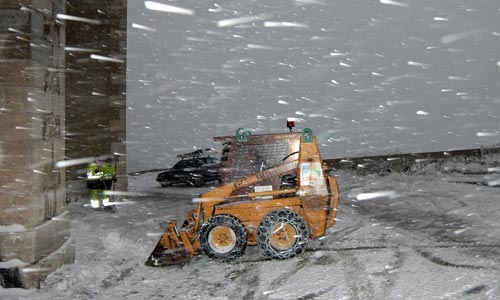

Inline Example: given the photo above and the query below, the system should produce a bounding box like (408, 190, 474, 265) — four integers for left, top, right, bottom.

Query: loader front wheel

(258, 209, 308, 260)
(199, 215, 247, 262)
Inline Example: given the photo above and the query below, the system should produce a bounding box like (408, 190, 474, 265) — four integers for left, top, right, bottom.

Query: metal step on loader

(145, 125, 339, 266)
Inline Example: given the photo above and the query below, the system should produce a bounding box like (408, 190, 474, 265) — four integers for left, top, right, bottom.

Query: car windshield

(201, 157, 219, 165)
(172, 160, 193, 169)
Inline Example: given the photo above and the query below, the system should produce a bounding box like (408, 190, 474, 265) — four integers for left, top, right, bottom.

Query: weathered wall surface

(64, 0, 127, 196)
(0, 0, 74, 289)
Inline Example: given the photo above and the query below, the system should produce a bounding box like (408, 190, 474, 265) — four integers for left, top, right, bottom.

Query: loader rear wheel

(199, 215, 247, 262)
(258, 209, 308, 260)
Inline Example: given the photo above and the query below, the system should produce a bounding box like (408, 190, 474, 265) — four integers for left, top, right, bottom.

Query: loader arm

(199, 159, 299, 219)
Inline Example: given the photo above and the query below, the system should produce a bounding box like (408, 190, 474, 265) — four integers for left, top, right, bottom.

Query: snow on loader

(145, 126, 339, 266)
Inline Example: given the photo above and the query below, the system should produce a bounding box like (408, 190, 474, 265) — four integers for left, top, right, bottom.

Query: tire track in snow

(378, 250, 407, 300)
(337, 250, 376, 299)
(415, 249, 484, 270)
(223, 264, 261, 300)
(267, 255, 312, 289)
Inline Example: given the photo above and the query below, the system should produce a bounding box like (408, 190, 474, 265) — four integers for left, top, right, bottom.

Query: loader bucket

(145, 210, 200, 267)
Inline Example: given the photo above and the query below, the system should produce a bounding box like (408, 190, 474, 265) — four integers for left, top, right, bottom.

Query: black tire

(160, 181, 170, 188)
(257, 209, 309, 259)
(199, 215, 247, 261)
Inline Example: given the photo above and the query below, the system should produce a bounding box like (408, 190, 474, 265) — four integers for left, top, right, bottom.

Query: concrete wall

(0, 0, 74, 288)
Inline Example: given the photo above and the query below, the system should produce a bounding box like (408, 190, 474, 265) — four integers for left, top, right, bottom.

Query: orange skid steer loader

(145, 127, 339, 266)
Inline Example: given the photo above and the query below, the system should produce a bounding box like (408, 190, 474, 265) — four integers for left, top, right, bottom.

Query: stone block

(0, 87, 59, 115)
(0, 225, 34, 262)
(0, 164, 28, 189)
(0, 86, 27, 112)
(30, 189, 59, 228)
(0, 167, 31, 196)
(0, 9, 29, 31)
(0, 139, 30, 169)
(0, 1, 31, 9)
(18, 237, 75, 289)
(0, 60, 45, 88)
(0, 139, 66, 227)
(1, 238, 74, 288)
(109, 118, 125, 132)
(0, 113, 33, 141)
(0, 166, 56, 227)
(66, 71, 110, 90)
(0, 179, 42, 228)
(0, 210, 71, 265)
(33, 210, 71, 261)
(0, 33, 30, 60)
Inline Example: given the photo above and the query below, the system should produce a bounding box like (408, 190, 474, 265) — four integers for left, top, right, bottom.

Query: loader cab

(213, 130, 301, 189)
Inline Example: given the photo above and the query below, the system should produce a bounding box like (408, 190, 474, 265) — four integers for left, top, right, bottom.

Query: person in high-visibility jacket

(87, 156, 116, 209)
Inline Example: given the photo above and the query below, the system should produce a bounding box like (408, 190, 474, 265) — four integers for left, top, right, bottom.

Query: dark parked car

(156, 155, 221, 187)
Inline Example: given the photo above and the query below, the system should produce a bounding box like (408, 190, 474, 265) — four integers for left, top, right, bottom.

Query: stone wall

(0, 0, 74, 288)
(64, 0, 127, 197)
(325, 147, 500, 176)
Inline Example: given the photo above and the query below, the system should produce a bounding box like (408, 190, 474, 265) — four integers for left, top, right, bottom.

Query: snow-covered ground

(2, 163, 500, 299)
